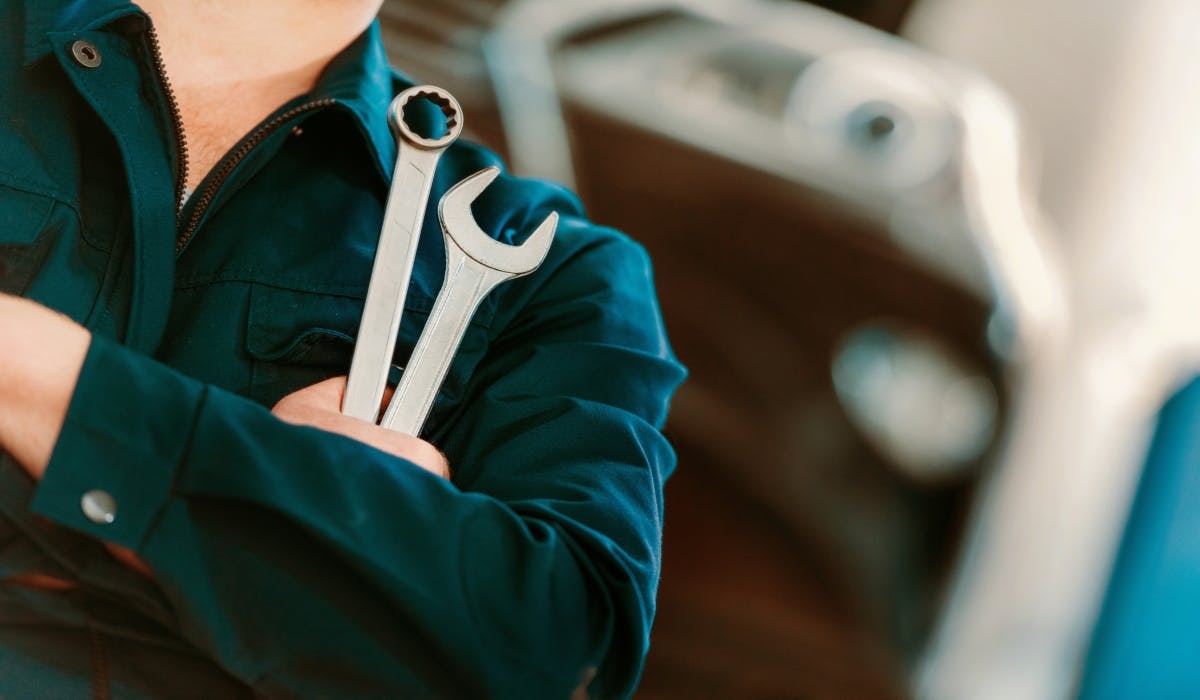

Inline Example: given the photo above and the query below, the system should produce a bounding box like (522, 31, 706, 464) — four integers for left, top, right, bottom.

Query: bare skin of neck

(136, 0, 384, 192)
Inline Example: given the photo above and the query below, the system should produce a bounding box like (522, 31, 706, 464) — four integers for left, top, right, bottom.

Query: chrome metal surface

(343, 85, 464, 422)
(81, 490, 117, 525)
(379, 167, 557, 435)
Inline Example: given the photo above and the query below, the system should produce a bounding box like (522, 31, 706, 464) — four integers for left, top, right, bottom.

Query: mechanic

(0, 0, 685, 697)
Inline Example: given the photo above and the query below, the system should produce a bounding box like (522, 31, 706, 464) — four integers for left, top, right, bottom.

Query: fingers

(291, 375, 348, 405)
(272, 378, 451, 480)
(274, 376, 395, 422)
(379, 383, 396, 416)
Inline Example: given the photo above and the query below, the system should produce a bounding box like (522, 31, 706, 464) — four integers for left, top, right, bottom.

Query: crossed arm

(0, 292, 447, 578)
(0, 229, 682, 697)
(0, 293, 448, 480)
(0, 294, 88, 478)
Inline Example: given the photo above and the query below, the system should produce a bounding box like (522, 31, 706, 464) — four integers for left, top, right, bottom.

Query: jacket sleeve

(28, 227, 686, 699)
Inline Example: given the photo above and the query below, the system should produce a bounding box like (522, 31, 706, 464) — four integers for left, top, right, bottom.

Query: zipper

(174, 98, 335, 256)
(144, 23, 189, 216)
(143, 17, 334, 256)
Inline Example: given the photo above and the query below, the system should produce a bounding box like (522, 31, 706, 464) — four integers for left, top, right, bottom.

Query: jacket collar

(24, 0, 406, 186)
(310, 20, 408, 185)
(23, 0, 143, 67)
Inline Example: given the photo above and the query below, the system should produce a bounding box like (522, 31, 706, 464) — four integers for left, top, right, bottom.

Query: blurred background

(378, 1, 1200, 698)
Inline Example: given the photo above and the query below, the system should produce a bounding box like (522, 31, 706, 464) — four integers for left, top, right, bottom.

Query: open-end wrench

(379, 166, 558, 435)
(343, 85, 464, 422)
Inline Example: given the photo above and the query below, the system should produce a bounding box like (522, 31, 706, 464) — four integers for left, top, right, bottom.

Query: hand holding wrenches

(344, 85, 559, 437)
(343, 86, 464, 422)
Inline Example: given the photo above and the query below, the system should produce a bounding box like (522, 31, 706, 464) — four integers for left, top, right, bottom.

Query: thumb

(278, 375, 348, 411)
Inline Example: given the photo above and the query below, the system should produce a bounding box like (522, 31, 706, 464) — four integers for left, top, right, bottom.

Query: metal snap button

(81, 489, 117, 525)
(70, 40, 102, 68)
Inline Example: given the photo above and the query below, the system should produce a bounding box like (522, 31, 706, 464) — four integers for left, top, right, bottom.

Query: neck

(137, 0, 383, 191)
(137, 1, 382, 91)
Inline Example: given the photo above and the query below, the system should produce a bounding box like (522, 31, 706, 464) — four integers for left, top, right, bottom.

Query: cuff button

(70, 40, 102, 68)
(81, 490, 117, 525)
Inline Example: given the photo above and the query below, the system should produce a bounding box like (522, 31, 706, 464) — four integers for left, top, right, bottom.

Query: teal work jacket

(0, 1, 685, 697)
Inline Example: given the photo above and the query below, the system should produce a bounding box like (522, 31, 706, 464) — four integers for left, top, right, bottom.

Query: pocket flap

(244, 282, 494, 416)
(245, 284, 361, 362)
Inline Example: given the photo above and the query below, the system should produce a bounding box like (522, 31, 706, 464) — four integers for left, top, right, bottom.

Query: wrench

(380, 166, 558, 435)
(343, 85, 464, 422)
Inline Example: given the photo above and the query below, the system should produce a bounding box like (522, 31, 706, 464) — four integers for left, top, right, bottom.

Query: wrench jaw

(379, 170, 561, 436)
(510, 212, 559, 276)
(439, 167, 560, 275)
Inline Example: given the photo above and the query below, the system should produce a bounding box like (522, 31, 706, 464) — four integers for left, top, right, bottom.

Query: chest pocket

(244, 284, 496, 425)
(0, 186, 56, 297)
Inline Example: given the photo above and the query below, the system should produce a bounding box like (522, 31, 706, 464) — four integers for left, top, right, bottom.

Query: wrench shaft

(342, 86, 463, 422)
(379, 251, 507, 435)
(343, 149, 440, 421)
(378, 168, 557, 437)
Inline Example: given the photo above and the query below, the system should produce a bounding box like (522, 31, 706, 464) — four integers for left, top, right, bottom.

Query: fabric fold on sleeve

(31, 335, 205, 548)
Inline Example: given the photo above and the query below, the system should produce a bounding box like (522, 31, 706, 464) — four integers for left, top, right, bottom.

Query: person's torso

(0, 2, 557, 693)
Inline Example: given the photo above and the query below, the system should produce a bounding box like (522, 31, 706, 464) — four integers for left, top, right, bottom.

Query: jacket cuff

(29, 335, 205, 549)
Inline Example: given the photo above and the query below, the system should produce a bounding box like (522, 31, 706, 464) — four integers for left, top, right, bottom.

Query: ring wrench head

(388, 85, 464, 150)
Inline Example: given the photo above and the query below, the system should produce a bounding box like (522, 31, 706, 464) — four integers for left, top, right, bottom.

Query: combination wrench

(379, 166, 558, 435)
(343, 85, 464, 422)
